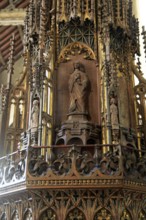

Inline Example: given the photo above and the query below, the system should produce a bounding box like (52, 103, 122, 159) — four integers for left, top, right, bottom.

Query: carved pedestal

(56, 113, 101, 145)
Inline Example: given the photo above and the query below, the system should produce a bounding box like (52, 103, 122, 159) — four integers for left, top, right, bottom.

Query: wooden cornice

(0, 9, 26, 25)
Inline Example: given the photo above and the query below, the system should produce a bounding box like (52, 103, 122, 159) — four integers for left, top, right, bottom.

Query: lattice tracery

(58, 18, 94, 53)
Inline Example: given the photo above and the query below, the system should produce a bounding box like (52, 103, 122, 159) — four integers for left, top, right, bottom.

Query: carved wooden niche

(40, 209, 56, 220)
(94, 209, 112, 220)
(23, 209, 32, 220)
(11, 210, 19, 220)
(67, 208, 86, 220)
(55, 42, 100, 129)
(118, 75, 137, 131)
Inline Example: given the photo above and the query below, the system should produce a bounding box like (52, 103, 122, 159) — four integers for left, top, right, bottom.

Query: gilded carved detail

(94, 209, 112, 220)
(121, 210, 131, 220)
(41, 209, 56, 220)
(67, 209, 85, 220)
(58, 42, 95, 63)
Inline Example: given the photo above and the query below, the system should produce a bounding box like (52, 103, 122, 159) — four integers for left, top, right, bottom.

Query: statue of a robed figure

(30, 99, 39, 132)
(55, 61, 100, 145)
(68, 62, 89, 115)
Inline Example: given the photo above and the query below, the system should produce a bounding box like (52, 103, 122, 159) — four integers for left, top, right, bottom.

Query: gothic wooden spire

(142, 26, 146, 61)
(7, 34, 15, 90)
(0, 85, 5, 113)
(56, 0, 95, 22)
(39, 0, 47, 63)
(23, 7, 29, 52)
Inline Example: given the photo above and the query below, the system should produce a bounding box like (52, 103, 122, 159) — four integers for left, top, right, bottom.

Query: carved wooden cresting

(0, 0, 146, 220)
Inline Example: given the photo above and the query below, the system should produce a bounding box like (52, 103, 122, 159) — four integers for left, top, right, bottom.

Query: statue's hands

(82, 80, 87, 90)
(76, 78, 82, 85)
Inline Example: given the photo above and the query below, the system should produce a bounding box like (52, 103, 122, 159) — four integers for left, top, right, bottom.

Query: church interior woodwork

(0, 0, 146, 219)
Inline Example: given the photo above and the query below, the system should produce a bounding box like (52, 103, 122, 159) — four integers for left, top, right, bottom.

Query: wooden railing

(0, 148, 27, 187)
(0, 144, 146, 189)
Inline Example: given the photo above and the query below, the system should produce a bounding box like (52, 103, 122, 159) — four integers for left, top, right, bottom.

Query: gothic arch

(58, 42, 96, 64)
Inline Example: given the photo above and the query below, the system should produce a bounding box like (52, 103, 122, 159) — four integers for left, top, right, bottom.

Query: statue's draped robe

(69, 69, 89, 113)
(31, 102, 39, 131)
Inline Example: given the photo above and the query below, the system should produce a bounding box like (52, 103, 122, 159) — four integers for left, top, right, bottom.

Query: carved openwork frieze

(4, 143, 142, 195)
(0, 189, 146, 220)
(17, 144, 146, 188)
(27, 145, 121, 179)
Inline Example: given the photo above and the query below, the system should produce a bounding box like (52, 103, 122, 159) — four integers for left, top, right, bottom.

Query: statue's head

(74, 62, 81, 69)
(47, 209, 52, 217)
(33, 99, 39, 105)
(110, 98, 116, 104)
(73, 62, 85, 72)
